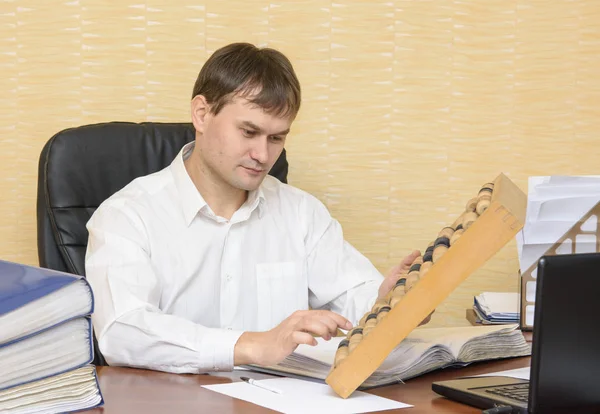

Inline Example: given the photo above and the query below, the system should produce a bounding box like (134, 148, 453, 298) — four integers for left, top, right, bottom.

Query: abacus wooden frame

(325, 173, 527, 398)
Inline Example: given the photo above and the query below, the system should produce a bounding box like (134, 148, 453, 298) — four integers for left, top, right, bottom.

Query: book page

(296, 324, 518, 363)
(393, 324, 520, 357)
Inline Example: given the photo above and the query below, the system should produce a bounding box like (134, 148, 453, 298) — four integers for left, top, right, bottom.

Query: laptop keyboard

(483, 383, 529, 402)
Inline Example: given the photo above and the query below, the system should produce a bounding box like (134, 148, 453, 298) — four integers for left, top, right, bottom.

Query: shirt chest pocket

(255, 261, 308, 331)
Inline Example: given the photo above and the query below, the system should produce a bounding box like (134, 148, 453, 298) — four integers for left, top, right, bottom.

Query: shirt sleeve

(85, 203, 243, 374)
(302, 194, 384, 325)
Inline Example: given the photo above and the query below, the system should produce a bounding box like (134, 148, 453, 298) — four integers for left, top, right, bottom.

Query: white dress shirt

(85, 142, 383, 374)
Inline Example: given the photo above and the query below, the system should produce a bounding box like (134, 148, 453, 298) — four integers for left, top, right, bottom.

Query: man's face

(196, 96, 292, 192)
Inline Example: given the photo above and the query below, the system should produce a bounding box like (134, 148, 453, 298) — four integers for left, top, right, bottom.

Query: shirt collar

(171, 142, 267, 226)
(171, 142, 208, 226)
(243, 185, 267, 221)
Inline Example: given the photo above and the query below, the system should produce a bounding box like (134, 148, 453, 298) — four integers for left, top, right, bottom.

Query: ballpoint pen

(240, 376, 283, 394)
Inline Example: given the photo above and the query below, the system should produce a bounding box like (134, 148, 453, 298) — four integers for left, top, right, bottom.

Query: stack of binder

(472, 292, 520, 325)
(0, 259, 104, 413)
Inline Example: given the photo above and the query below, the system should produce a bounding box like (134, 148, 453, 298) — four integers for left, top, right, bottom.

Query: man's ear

(191, 95, 210, 133)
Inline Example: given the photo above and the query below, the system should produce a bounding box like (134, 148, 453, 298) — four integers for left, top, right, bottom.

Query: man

(85, 42, 425, 374)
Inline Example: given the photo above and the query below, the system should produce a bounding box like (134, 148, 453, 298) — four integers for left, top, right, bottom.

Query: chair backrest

(36, 121, 289, 365)
(37, 121, 288, 276)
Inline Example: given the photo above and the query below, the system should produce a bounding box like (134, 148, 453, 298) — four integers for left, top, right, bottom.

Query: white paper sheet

(518, 175, 600, 273)
(202, 377, 412, 414)
(475, 367, 531, 380)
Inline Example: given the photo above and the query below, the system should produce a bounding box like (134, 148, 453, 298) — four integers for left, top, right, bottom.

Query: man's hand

(378, 250, 421, 300)
(234, 310, 353, 367)
(377, 250, 435, 326)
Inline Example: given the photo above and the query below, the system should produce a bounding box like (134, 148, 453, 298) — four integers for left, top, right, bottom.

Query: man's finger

(291, 331, 318, 346)
(400, 250, 421, 270)
(311, 310, 353, 330)
(301, 319, 336, 339)
(404, 250, 421, 263)
(311, 314, 339, 336)
(387, 262, 403, 276)
(302, 316, 347, 338)
(323, 311, 353, 330)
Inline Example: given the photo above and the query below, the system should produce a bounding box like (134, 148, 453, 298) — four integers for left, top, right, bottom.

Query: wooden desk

(88, 356, 530, 413)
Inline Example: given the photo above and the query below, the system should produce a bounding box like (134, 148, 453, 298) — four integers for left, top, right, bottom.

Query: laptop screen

(530, 253, 600, 413)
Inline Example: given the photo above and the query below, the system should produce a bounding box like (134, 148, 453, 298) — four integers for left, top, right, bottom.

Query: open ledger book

(248, 324, 530, 388)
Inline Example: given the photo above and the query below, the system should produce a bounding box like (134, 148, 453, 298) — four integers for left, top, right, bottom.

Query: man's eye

(270, 136, 283, 142)
(242, 129, 255, 137)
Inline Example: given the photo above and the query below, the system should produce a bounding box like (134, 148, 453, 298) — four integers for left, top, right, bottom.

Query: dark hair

(192, 43, 301, 119)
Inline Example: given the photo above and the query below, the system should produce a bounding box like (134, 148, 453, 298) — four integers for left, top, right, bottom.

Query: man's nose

(250, 137, 269, 164)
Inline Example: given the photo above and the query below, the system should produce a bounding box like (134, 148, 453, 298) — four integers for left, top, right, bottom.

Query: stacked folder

(472, 292, 520, 325)
(0, 259, 104, 413)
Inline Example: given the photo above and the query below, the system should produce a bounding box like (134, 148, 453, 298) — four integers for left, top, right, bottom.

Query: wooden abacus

(326, 173, 527, 398)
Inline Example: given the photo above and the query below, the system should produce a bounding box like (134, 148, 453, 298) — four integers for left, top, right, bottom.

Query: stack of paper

(473, 292, 519, 325)
(517, 175, 600, 273)
(516, 175, 600, 327)
(0, 260, 104, 413)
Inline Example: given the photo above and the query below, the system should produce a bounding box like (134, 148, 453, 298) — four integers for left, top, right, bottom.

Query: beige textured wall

(1, 1, 599, 327)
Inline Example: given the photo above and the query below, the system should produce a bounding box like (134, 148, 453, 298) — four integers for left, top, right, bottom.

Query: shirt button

(226, 274, 232, 282)
(227, 327, 233, 330)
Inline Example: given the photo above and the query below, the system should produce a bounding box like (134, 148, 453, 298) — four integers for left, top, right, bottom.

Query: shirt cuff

(200, 328, 245, 372)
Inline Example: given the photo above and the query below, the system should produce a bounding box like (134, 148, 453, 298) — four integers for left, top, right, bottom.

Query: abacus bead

(390, 295, 402, 308)
(433, 245, 448, 262)
(390, 287, 406, 307)
(452, 212, 466, 229)
(423, 246, 434, 262)
(376, 306, 391, 323)
(358, 312, 369, 327)
(372, 298, 389, 313)
(438, 226, 455, 239)
(334, 340, 349, 367)
(480, 182, 494, 192)
(462, 211, 478, 229)
(363, 313, 378, 336)
(406, 273, 419, 291)
(346, 327, 361, 340)
(420, 261, 432, 275)
(465, 198, 477, 212)
(394, 277, 407, 291)
(409, 263, 422, 273)
(450, 228, 465, 245)
(348, 329, 363, 353)
(476, 196, 491, 215)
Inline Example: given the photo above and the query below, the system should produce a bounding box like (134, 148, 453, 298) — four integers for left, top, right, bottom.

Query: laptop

(432, 252, 600, 414)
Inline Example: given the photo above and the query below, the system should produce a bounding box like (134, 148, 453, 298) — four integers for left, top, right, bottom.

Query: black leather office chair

(36, 121, 289, 365)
